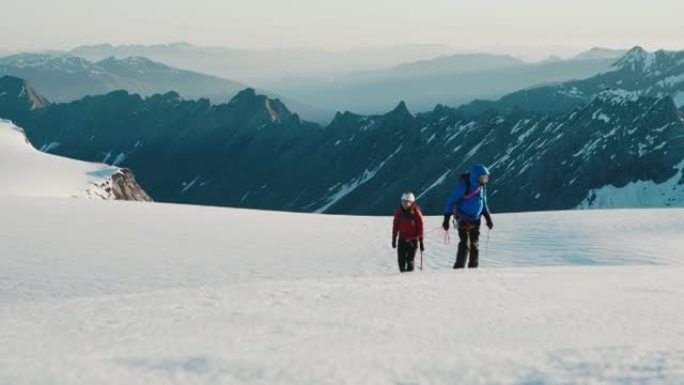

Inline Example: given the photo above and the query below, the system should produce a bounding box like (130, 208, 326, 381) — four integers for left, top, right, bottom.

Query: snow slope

(0, 119, 123, 199)
(1, 195, 684, 384)
(578, 159, 684, 210)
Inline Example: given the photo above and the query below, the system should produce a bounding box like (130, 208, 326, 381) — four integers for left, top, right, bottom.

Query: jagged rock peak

(386, 100, 412, 118)
(228, 88, 293, 123)
(613, 46, 656, 71)
(0, 75, 49, 109)
(231, 88, 258, 101)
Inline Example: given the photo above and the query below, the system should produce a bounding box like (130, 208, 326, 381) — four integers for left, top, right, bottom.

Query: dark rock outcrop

(110, 168, 153, 201)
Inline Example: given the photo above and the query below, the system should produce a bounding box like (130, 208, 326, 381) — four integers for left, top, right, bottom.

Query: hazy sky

(3, 0, 683, 59)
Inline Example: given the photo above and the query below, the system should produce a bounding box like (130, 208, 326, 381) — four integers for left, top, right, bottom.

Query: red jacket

(392, 205, 424, 242)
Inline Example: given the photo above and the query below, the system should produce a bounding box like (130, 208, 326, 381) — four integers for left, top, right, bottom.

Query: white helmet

(401, 192, 416, 202)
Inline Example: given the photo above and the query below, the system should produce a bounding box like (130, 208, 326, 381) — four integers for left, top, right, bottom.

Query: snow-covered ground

(0, 119, 122, 199)
(1, 193, 684, 384)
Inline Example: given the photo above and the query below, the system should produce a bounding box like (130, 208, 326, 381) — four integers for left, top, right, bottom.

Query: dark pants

(454, 219, 481, 269)
(397, 239, 417, 272)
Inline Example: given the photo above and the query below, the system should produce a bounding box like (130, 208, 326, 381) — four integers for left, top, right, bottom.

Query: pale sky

(2, 0, 683, 58)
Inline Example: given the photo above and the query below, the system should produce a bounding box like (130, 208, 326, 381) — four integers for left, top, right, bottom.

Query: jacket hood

(470, 164, 490, 185)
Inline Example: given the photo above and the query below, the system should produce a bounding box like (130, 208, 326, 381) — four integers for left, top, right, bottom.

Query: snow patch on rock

(578, 159, 684, 209)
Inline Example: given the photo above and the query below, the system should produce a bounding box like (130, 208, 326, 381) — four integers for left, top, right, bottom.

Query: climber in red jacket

(392, 192, 424, 272)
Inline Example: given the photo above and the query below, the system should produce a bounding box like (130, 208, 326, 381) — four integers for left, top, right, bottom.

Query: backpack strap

(463, 186, 481, 199)
(460, 173, 479, 199)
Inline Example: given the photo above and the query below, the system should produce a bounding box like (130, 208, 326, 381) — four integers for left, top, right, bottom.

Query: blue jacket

(444, 164, 490, 221)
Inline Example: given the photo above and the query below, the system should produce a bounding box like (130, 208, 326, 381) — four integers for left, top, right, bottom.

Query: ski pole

(485, 229, 490, 260)
(420, 249, 424, 270)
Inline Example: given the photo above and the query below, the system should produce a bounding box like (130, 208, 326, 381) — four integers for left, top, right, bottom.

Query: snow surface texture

(0, 119, 121, 199)
(1, 195, 684, 385)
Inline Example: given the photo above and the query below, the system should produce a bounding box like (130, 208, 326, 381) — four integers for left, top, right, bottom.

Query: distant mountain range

(67, 42, 462, 82)
(0, 53, 249, 103)
(45, 43, 631, 118)
(458, 46, 684, 116)
(1, 46, 682, 214)
(348, 53, 528, 79)
(0, 53, 333, 123)
(571, 47, 630, 61)
(269, 48, 629, 115)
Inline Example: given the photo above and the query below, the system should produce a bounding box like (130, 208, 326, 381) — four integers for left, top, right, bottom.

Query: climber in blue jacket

(442, 164, 493, 269)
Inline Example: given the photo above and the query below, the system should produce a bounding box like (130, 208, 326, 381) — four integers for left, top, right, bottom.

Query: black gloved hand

(419, 240, 425, 252)
(486, 218, 493, 230)
(392, 239, 397, 249)
(442, 214, 450, 231)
